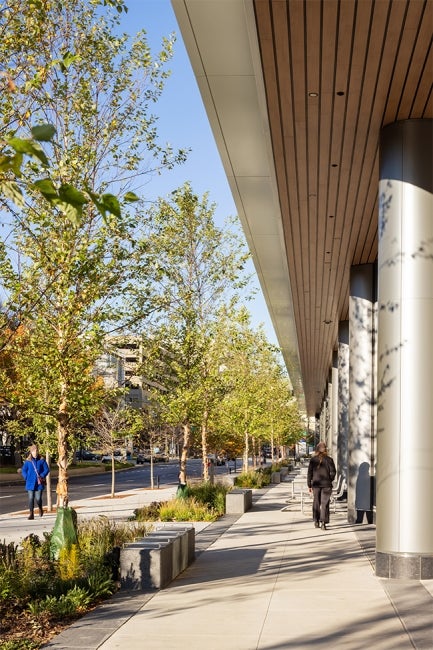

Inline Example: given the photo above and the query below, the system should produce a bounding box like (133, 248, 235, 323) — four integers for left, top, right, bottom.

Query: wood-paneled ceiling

(172, 0, 433, 415)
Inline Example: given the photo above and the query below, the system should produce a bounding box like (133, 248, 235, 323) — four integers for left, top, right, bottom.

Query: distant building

(95, 335, 170, 410)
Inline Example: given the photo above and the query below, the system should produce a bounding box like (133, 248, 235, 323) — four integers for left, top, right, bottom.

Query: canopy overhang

(171, 0, 433, 415)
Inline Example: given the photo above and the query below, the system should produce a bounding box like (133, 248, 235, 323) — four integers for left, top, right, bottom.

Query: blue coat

(22, 456, 50, 491)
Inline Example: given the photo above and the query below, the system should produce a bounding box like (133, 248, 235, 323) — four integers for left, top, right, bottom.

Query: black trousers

(312, 487, 332, 524)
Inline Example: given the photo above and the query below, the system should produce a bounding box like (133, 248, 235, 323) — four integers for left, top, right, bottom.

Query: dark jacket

(307, 454, 336, 489)
(22, 456, 50, 491)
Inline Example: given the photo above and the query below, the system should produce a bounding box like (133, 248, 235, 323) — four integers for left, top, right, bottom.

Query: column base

(376, 551, 433, 579)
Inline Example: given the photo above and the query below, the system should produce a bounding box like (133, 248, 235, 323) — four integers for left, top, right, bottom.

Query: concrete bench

(120, 524, 195, 590)
(225, 488, 253, 514)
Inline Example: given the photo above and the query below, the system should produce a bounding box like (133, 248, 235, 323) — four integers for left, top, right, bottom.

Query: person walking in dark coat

(21, 445, 50, 520)
(307, 441, 336, 530)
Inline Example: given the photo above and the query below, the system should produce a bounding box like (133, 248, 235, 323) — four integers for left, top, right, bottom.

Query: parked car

(101, 450, 125, 463)
(154, 453, 169, 463)
(207, 454, 226, 466)
(136, 451, 168, 463)
(75, 450, 98, 461)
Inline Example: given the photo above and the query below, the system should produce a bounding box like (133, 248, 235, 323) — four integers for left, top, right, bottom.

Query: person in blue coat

(21, 445, 50, 519)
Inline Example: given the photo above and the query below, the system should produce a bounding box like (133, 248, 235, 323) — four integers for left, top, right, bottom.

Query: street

(0, 458, 237, 516)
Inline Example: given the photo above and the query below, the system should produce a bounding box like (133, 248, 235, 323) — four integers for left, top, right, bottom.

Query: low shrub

(132, 501, 162, 521)
(184, 482, 229, 516)
(158, 497, 219, 522)
(133, 481, 230, 522)
(134, 497, 219, 522)
(234, 470, 271, 489)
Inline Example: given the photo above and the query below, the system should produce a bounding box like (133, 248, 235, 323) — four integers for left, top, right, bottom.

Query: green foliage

(234, 470, 271, 489)
(184, 482, 229, 516)
(133, 481, 230, 521)
(0, 540, 19, 568)
(58, 544, 82, 581)
(139, 184, 251, 480)
(0, 0, 186, 501)
(158, 497, 218, 522)
(0, 517, 149, 648)
(86, 569, 116, 600)
(0, 567, 16, 600)
(132, 501, 162, 522)
(77, 516, 150, 560)
(0, 641, 39, 650)
(28, 585, 92, 617)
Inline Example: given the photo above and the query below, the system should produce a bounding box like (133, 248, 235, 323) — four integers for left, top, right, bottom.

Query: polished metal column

(376, 119, 433, 580)
(337, 321, 349, 482)
(348, 264, 376, 524)
(319, 402, 324, 443)
(331, 353, 339, 463)
(315, 413, 320, 450)
(326, 380, 332, 451)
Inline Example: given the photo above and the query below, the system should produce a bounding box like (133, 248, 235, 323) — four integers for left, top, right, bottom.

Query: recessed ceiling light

(331, 163, 338, 167)
(328, 215, 335, 219)
(336, 91, 345, 96)
(308, 92, 319, 97)
(323, 319, 332, 325)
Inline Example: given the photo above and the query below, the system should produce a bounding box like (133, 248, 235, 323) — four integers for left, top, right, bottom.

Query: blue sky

(119, 0, 279, 345)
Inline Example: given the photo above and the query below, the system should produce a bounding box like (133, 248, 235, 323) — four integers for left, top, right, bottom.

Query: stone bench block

(120, 525, 195, 591)
(225, 488, 252, 514)
(155, 525, 195, 567)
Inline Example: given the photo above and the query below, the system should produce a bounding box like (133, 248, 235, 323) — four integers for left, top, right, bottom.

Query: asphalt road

(0, 459, 236, 515)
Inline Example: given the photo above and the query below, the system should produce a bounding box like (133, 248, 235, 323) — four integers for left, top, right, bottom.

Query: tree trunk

(150, 452, 154, 489)
(271, 430, 275, 463)
(243, 429, 249, 473)
(110, 454, 115, 497)
(45, 449, 53, 512)
(201, 409, 209, 482)
(252, 437, 257, 470)
(56, 402, 69, 508)
(179, 421, 190, 485)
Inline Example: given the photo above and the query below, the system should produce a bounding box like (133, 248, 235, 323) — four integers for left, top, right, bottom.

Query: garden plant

(0, 517, 151, 649)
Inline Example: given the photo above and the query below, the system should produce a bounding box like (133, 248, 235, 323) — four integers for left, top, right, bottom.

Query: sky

(118, 0, 279, 346)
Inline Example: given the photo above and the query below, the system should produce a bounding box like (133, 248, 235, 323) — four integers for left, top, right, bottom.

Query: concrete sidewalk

(2, 473, 432, 650)
(18, 479, 429, 650)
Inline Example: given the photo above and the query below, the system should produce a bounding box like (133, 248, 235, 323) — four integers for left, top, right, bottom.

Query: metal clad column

(337, 321, 349, 482)
(326, 381, 332, 451)
(331, 353, 339, 463)
(376, 119, 433, 580)
(348, 264, 376, 524)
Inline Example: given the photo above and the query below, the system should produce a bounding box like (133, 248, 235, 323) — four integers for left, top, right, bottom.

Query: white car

(101, 451, 125, 463)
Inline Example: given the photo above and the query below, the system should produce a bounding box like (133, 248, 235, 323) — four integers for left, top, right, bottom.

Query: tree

(93, 397, 134, 498)
(0, 0, 186, 506)
(130, 400, 168, 489)
(139, 183, 250, 484)
(258, 365, 302, 462)
(216, 312, 267, 472)
(214, 308, 298, 472)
